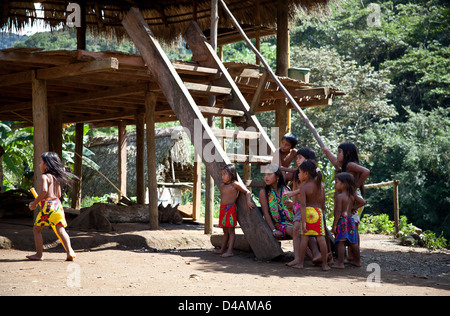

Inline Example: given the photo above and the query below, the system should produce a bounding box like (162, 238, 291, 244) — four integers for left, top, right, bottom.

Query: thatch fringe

(1, 0, 332, 44)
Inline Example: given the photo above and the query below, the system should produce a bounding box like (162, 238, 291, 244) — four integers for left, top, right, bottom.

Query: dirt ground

(0, 218, 449, 296)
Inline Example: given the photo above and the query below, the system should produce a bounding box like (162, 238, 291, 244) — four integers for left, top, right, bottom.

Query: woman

(259, 164, 321, 263)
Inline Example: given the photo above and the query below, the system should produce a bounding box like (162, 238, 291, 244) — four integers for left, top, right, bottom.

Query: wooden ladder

(123, 7, 283, 260)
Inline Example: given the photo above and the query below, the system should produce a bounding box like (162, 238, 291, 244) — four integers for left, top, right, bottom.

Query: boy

(272, 132, 298, 181)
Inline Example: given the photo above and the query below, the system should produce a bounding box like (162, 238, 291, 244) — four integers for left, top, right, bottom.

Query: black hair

(281, 132, 298, 149)
(295, 147, 316, 183)
(296, 147, 316, 160)
(299, 159, 323, 194)
(222, 164, 238, 183)
(338, 142, 360, 172)
(335, 172, 356, 197)
(263, 164, 288, 200)
(338, 142, 365, 196)
(41, 152, 78, 185)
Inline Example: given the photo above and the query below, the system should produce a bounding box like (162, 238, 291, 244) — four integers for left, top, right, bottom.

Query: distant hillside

(0, 32, 28, 49)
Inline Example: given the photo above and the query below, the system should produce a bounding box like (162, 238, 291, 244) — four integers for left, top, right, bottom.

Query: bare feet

(221, 252, 234, 258)
(333, 263, 345, 269)
(213, 249, 224, 255)
(322, 263, 331, 271)
(291, 264, 304, 269)
(26, 254, 43, 261)
(349, 260, 362, 267)
(66, 252, 76, 261)
(286, 259, 300, 267)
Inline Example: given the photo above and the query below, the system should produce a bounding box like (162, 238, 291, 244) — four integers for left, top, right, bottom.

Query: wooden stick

(218, 0, 326, 148)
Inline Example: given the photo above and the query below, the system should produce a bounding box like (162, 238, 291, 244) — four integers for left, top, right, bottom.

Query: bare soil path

(0, 219, 449, 296)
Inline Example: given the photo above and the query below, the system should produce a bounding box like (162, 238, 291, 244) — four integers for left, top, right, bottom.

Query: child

(259, 164, 295, 239)
(291, 159, 330, 271)
(274, 133, 298, 182)
(27, 152, 78, 261)
(321, 142, 370, 224)
(215, 164, 255, 258)
(332, 172, 365, 268)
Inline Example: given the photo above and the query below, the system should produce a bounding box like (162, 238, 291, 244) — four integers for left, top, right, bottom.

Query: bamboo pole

(218, 0, 326, 149)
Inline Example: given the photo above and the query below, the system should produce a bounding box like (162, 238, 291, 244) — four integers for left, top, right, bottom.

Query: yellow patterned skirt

(35, 198, 67, 227)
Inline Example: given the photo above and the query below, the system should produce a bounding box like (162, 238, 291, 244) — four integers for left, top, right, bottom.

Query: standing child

(321, 142, 370, 224)
(291, 160, 330, 271)
(215, 164, 255, 258)
(27, 152, 77, 261)
(321, 142, 370, 261)
(332, 172, 365, 268)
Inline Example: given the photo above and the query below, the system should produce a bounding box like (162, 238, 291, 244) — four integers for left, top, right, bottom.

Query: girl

(332, 172, 365, 268)
(321, 142, 370, 224)
(291, 160, 330, 271)
(259, 164, 295, 240)
(215, 164, 255, 258)
(28, 152, 78, 261)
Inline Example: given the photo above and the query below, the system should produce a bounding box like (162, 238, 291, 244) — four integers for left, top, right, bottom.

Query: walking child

(215, 164, 255, 257)
(332, 172, 365, 268)
(290, 160, 330, 271)
(27, 152, 77, 261)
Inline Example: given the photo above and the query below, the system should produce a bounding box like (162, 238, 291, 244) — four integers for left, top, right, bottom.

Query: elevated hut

(0, 0, 341, 260)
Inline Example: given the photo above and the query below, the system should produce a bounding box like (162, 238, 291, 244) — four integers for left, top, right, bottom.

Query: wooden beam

(118, 121, 127, 201)
(31, 72, 49, 206)
(145, 90, 159, 230)
(37, 58, 119, 80)
(71, 123, 84, 210)
(0, 58, 119, 88)
(135, 112, 146, 205)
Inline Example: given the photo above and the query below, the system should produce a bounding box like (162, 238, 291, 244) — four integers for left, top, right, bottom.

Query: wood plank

(172, 62, 221, 78)
(227, 153, 272, 164)
(36, 58, 119, 80)
(197, 106, 244, 117)
(212, 128, 260, 140)
(249, 70, 269, 114)
(184, 82, 231, 96)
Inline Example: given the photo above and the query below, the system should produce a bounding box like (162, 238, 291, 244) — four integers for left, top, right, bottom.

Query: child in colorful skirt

(215, 164, 255, 258)
(332, 172, 366, 268)
(290, 160, 330, 271)
(27, 152, 78, 261)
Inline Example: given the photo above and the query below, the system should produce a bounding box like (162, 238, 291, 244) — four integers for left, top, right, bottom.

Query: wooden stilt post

(145, 89, 159, 230)
(71, 123, 84, 209)
(31, 71, 49, 218)
(204, 0, 219, 235)
(393, 179, 400, 234)
(118, 121, 127, 201)
(192, 151, 201, 221)
(135, 112, 146, 204)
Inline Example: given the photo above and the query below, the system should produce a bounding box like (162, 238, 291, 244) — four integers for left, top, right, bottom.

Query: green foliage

(421, 230, 448, 250)
(292, 0, 449, 119)
(364, 107, 450, 239)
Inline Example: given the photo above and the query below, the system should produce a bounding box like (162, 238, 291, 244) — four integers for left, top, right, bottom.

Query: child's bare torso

(220, 182, 239, 206)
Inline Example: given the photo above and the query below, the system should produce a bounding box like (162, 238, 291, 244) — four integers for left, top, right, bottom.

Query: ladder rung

(227, 154, 272, 164)
(185, 82, 232, 96)
(212, 128, 260, 140)
(172, 62, 221, 78)
(198, 106, 244, 117)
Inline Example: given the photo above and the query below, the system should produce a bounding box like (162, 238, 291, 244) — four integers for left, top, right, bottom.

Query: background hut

(82, 126, 193, 205)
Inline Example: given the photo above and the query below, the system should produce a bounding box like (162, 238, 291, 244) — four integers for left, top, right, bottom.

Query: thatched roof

(1, 0, 332, 44)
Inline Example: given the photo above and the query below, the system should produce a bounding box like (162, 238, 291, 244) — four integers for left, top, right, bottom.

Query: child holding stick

(332, 172, 365, 268)
(27, 152, 77, 261)
(214, 164, 255, 258)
